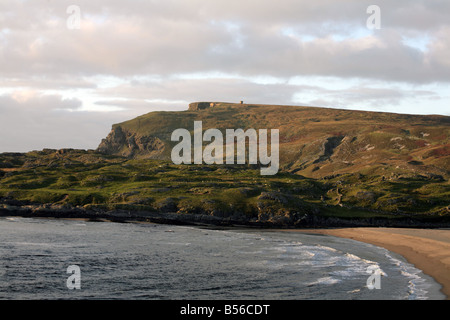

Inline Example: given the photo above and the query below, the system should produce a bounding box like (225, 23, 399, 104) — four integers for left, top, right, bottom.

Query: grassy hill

(1, 102, 449, 227)
(98, 102, 449, 179)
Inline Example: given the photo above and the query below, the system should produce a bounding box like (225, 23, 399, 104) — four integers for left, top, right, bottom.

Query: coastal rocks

(255, 201, 309, 226)
(177, 203, 202, 215)
(0, 203, 19, 211)
(200, 199, 228, 217)
(0, 202, 85, 216)
(1, 197, 449, 228)
(256, 191, 310, 226)
(155, 197, 178, 213)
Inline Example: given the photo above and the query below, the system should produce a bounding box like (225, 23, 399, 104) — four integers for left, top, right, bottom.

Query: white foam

(382, 248, 433, 300)
(315, 244, 338, 252)
(307, 276, 341, 286)
(344, 252, 379, 265)
(347, 288, 361, 294)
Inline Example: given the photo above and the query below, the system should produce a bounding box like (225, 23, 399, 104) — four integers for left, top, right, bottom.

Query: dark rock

(313, 135, 345, 164)
(156, 197, 178, 213)
(97, 126, 165, 158)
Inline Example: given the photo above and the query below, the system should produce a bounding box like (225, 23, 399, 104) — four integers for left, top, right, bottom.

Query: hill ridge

(97, 102, 450, 180)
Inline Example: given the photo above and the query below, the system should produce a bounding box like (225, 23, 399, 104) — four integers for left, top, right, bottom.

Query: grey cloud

(1, 0, 449, 82)
(0, 92, 126, 152)
(0, 77, 97, 90)
(295, 84, 443, 114)
(95, 77, 299, 106)
(0, 93, 82, 112)
(94, 76, 443, 114)
(94, 99, 188, 114)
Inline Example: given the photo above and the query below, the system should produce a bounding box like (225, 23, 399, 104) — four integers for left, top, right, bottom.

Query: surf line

(171, 121, 279, 175)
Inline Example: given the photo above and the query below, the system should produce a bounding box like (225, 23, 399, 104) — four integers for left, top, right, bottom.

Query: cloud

(0, 0, 449, 152)
(0, 91, 124, 152)
(94, 76, 299, 106)
(94, 99, 188, 113)
(0, 91, 82, 112)
(1, 0, 449, 82)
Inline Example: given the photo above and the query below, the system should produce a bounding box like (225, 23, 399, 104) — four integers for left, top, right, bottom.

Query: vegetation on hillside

(98, 103, 450, 181)
(1, 148, 448, 226)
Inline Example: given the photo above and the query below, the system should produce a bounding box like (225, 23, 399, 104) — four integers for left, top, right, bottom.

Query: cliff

(97, 126, 165, 159)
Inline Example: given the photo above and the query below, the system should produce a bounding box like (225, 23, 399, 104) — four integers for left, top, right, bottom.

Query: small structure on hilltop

(188, 101, 244, 111)
(188, 102, 213, 111)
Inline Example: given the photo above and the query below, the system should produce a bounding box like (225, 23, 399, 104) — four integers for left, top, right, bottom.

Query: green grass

(1, 149, 449, 224)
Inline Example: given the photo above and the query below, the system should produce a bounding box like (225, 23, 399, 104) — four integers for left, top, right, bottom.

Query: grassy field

(1, 149, 448, 226)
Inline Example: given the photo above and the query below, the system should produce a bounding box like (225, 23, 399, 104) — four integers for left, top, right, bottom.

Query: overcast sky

(1, 0, 449, 152)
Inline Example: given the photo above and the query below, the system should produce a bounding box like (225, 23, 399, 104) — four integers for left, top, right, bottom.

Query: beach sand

(297, 227, 450, 299)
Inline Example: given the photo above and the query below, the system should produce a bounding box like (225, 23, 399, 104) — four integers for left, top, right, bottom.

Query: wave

(381, 248, 433, 300)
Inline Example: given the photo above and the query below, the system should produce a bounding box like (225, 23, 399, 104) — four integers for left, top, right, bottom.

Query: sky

(0, 0, 449, 152)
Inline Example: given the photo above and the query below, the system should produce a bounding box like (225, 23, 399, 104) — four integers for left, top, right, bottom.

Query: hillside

(98, 102, 450, 179)
(1, 102, 449, 227)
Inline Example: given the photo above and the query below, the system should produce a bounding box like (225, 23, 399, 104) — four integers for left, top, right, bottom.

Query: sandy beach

(297, 227, 450, 299)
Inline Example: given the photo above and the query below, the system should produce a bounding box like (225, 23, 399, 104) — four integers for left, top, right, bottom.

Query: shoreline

(293, 227, 450, 300)
(2, 204, 450, 229)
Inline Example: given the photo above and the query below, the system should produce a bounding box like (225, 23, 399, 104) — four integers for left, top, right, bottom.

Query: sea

(0, 216, 445, 300)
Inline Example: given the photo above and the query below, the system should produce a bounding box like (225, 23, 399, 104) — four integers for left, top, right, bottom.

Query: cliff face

(97, 126, 165, 158)
(96, 102, 450, 179)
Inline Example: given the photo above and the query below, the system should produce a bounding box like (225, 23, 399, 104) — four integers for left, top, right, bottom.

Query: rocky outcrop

(2, 200, 449, 228)
(97, 126, 165, 158)
(313, 135, 345, 163)
(97, 126, 127, 154)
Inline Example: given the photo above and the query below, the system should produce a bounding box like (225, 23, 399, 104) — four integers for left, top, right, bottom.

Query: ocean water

(0, 217, 444, 300)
